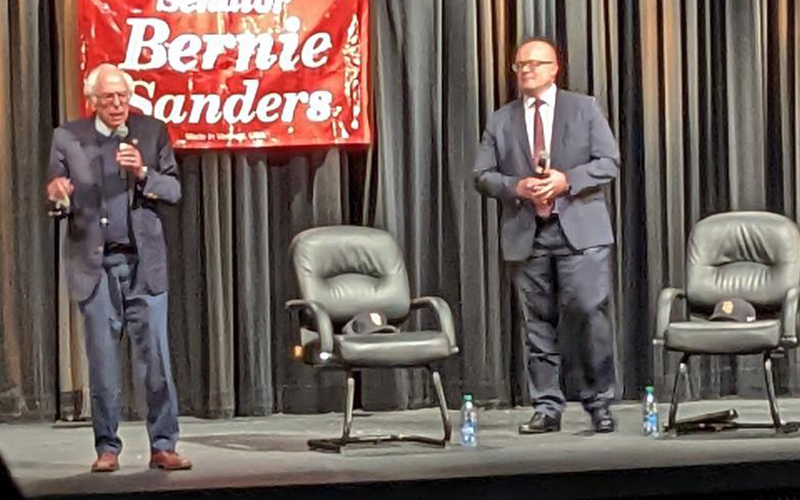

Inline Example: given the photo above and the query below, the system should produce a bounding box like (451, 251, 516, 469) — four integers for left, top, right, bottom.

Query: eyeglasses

(512, 60, 554, 73)
(96, 92, 131, 104)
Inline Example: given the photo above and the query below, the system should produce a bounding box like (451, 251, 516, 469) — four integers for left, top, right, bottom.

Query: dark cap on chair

(342, 311, 399, 335)
(709, 298, 756, 322)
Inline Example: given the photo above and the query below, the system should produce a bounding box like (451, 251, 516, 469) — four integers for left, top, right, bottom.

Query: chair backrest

(686, 212, 800, 309)
(290, 226, 411, 324)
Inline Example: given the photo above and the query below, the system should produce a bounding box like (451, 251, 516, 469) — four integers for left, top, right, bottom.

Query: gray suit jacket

(474, 89, 620, 261)
(48, 113, 181, 302)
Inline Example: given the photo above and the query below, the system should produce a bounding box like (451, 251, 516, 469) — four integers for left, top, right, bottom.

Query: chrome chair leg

(431, 369, 451, 443)
(666, 354, 689, 433)
(308, 368, 453, 452)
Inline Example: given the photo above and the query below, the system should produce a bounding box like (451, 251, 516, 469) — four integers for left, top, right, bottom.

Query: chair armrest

(781, 286, 800, 347)
(655, 287, 686, 345)
(285, 299, 334, 357)
(411, 296, 459, 354)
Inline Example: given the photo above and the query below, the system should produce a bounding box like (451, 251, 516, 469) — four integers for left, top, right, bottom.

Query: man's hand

(515, 177, 539, 202)
(530, 169, 569, 204)
(46, 176, 74, 203)
(116, 144, 147, 180)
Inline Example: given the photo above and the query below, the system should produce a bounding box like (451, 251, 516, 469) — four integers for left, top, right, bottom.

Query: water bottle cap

(463, 394, 473, 401)
(645, 386, 654, 393)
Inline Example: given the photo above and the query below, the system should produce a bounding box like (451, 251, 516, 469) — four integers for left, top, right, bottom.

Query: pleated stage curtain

(1, 0, 799, 422)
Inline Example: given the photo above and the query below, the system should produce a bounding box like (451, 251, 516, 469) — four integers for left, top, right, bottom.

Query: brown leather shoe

(149, 450, 192, 470)
(91, 452, 119, 473)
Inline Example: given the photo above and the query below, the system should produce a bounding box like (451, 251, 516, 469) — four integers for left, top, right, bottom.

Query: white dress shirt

(523, 83, 557, 159)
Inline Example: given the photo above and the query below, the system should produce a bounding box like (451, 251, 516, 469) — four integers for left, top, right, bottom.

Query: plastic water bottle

(643, 385, 659, 438)
(459, 394, 478, 447)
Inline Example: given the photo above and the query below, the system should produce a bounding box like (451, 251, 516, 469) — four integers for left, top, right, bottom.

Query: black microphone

(534, 150, 550, 178)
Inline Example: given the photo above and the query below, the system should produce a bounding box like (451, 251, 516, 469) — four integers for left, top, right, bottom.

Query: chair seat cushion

(335, 331, 452, 367)
(665, 319, 781, 354)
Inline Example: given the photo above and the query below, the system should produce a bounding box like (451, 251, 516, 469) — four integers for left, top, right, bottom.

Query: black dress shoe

(592, 407, 616, 433)
(519, 412, 562, 434)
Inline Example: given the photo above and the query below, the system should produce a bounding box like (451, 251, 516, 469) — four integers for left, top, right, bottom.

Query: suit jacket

(474, 89, 620, 261)
(48, 113, 181, 302)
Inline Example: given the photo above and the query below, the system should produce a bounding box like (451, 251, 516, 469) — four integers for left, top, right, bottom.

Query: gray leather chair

(655, 212, 800, 434)
(286, 226, 459, 451)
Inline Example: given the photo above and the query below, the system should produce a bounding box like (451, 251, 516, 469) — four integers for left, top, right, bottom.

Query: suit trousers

(78, 250, 180, 455)
(510, 216, 615, 417)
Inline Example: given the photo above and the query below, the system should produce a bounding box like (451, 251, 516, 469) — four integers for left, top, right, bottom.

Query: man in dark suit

(475, 38, 620, 434)
(45, 63, 191, 471)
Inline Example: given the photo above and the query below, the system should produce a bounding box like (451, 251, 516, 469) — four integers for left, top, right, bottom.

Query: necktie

(532, 98, 552, 217)
(532, 98, 546, 164)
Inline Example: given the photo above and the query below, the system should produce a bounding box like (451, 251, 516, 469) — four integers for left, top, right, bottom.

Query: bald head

(516, 38, 557, 61)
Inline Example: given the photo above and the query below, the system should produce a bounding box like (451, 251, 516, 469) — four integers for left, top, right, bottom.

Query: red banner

(78, 0, 370, 149)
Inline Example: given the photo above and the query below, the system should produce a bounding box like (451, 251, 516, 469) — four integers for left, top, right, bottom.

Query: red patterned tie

(532, 99, 552, 217)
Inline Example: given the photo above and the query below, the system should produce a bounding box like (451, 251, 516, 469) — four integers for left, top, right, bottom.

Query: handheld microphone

(535, 150, 550, 178)
(114, 124, 129, 178)
(113, 123, 129, 143)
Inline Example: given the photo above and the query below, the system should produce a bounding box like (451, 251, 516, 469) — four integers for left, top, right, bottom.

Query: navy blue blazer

(48, 113, 181, 301)
(474, 89, 620, 261)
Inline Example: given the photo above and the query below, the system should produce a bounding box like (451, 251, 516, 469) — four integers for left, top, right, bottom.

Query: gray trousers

(510, 217, 615, 417)
(78, 251, 179, 455)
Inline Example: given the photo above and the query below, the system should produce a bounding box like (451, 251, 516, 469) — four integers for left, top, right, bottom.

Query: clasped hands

(515, 169, 569, 207)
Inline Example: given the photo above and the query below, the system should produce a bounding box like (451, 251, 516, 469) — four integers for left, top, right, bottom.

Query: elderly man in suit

(475, 38, 620, 434)
(45, 63, 191, 471)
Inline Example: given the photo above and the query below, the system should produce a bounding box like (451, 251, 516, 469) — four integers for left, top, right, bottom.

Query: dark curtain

(165, 150, 354, 416)
(2, 0, 800, 422)
(629, 0, 800, 401)
(0, 0, 58, 420)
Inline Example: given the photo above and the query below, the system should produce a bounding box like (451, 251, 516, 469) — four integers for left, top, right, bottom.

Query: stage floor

(4, 399, 800, 499)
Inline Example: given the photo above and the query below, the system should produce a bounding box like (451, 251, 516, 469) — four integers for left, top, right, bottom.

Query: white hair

(83, 63, 135, 98)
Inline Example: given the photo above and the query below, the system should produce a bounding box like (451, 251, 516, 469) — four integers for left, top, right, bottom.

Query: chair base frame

(665, 352, 800, 435)
(308, 367, 452, 453)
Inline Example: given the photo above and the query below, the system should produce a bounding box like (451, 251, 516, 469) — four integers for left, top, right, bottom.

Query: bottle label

(461, 424, 477, 446)
(645, 413, 658, 435)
